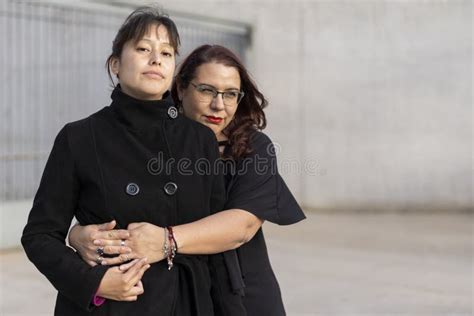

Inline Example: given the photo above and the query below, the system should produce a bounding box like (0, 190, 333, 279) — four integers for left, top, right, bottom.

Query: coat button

(125, 183, 140, 196)
(163, 182, 178, 195)
(167, 106, 178, 119)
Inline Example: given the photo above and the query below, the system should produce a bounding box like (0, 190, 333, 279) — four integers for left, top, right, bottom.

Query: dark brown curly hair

(171, 45, 267, 160)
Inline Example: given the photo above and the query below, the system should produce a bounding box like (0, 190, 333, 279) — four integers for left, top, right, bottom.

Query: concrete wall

(143, 0, 472, 212)
(0, 201, 32, 249)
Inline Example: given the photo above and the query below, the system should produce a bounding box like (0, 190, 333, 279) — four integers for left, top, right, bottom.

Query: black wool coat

(22, 87, 226, 316)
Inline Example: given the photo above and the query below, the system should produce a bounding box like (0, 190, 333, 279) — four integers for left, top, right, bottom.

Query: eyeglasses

(190, 83, 245, 106)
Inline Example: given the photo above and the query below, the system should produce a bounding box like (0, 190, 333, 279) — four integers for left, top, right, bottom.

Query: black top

(22, 87, 226, 315)
(210, 131, 306, 316)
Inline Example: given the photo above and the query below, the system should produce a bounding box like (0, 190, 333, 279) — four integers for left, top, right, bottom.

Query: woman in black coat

(21, 7, 225, 316)
(69, 45, 306, 315)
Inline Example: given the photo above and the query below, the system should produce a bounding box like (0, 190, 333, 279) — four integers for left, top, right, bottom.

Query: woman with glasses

(69, 44, 305, 315)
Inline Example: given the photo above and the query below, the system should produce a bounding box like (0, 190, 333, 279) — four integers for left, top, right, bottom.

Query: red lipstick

(205, 116, 223, 124)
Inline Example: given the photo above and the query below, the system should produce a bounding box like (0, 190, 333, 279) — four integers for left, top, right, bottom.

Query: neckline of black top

(110, 85, 177, 131)
(217, 140, 229, 147)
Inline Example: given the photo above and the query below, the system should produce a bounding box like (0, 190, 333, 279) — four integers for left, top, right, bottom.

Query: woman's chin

(135, 85, 168, 100)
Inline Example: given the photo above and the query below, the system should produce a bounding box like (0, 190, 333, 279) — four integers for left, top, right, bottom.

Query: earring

(176, 100, 184, 113)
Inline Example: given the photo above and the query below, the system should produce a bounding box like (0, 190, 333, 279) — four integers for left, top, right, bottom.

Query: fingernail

(146, 264, 151, 269)
(93, 240, 100, 245)
(101, 260, 107, 265)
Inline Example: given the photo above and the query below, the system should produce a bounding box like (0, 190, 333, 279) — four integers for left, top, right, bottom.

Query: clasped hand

(69, 220, 166, 267)
(69, 221, 167, 302)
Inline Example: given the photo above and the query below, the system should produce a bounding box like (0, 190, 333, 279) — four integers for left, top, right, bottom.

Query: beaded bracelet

(162, 227, 169, 258)
(166, 226, 177, 270)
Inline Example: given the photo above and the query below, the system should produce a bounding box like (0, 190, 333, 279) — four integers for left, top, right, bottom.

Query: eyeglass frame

(190, 82, 245, 105)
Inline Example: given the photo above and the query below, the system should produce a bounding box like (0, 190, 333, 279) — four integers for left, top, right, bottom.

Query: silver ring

(120, 240, 125, 247)
(96, 247, 104, 257)
(96, 256, 103, 265)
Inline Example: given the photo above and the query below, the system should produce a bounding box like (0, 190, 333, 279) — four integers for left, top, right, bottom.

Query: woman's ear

(110, 57, 120, 76)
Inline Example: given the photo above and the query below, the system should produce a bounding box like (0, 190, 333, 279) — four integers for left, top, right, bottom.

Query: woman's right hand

(68, 220, 132, 266)
(97, 258, 150, 301)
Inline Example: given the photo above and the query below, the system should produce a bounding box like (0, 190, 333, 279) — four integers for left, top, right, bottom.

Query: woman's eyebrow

(194, 83, 216, 89)
(138, 38, 172, 47)
(197, 83, 241, 92)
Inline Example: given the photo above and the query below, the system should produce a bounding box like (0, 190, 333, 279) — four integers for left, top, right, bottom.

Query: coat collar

(110, 85, 177, 131)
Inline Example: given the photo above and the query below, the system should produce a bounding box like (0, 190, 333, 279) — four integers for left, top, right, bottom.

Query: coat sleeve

(224, 132, 306, 225)
(21, 124, 108, 311)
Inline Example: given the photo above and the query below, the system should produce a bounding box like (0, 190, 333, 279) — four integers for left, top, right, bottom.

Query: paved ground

(1, 212, 472, 315)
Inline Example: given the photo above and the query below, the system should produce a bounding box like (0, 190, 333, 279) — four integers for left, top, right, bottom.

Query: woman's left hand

(94, 222, 166, 265)
(126, 223, 166, 264)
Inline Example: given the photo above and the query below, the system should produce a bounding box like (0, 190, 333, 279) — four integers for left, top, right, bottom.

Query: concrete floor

(1, 212, 472, 315)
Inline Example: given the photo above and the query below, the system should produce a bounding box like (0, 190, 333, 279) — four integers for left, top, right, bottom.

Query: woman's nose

(211, 94, 225, 111)
(150, 52, 162, 66)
